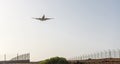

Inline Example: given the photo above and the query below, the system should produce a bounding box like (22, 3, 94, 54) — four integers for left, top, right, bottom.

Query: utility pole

(4, 54, 6, 64)
(17, 53, 19, 60)
(4, 54, 6, 61)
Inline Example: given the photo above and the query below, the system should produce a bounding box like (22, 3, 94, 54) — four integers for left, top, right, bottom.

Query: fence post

(109, 50, 111, 58)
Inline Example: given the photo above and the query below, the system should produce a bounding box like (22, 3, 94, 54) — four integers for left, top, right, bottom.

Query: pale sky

(0, 0, 120, 61)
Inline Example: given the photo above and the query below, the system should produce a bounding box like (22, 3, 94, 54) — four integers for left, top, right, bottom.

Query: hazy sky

(0, 0, 120, 61)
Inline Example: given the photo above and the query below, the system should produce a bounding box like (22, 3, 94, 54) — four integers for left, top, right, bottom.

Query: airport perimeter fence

(0, 53, 30, 61)
(69, 49, 120, 60)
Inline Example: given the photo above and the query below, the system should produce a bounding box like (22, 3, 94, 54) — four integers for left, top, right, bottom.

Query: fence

(0, 53, 30, 61)
(70, 49, 120, 60)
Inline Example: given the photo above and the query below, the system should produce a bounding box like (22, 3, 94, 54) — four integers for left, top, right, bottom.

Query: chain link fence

(69, 49, 120, 60)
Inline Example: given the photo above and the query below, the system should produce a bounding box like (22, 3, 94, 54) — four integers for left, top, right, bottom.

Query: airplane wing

(45, 18, 53, 20)
(32, 17, 42, 20)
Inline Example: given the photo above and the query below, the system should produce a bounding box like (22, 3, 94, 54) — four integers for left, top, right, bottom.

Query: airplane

(33, 15, 53, 21)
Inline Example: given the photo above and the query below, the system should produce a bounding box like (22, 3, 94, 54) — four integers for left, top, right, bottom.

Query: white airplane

(33, 15, 53, 21)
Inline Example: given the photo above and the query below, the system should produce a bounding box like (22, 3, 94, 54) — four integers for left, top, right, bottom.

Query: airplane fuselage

(35, 18, 48, 21)
(33, 15, 53, 21)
